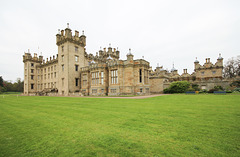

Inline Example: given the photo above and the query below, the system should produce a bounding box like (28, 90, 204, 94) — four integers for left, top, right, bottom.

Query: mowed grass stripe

(0, 95, 239, 156)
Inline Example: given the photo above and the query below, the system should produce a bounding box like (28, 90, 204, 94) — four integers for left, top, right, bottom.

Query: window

(139, 69, 142, 83)
(31, 75, 34, 80)
(212, 71, 216, 74)
(54, 82, 56, 88)
(62, 46, 64, 52)
(62, 55, 64, 62)
(75, 46, 78, 52)
(201, 72, 204, 75)
(44, 74, 46, 80)
(75, 65, 79, 71)
(101, 71, 104, 84)
(51, 73, 53, 79)
(75, 56, 79, 62)
(44, 68, 46, 73)
(37, 69, 40, 74)
(111, 70, 118, 84)
(91, 72, 99, 85)
(111, 89, 116, 93)
(38, 75, 40, 79)
(75, 78, 79, 86)
(62, 78, 64, 87)
(31, 69, 34, 73)
(62, 65, 64, 71)
(146, 88, 149, 93)
(54, 72, 56, 78)
(83, 74, 87, 86)
(31, 84, 34, 89)
(92, 89, 97, 93)
(31, 63, 34, 67)
(44, 83, 46, 88)
(48, 83, 50, 88)
(140, 88, 143, 93)
(51, 66, 53, 71)
(48, 67, 50, 72)
(48, 73, 50, 79)
(54, 65, 56, 70)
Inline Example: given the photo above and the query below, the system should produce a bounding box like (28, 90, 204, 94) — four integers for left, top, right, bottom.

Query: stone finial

(82, 30, 84, 35)
(67, 23, 69, 28)
(109, 43, 111, 47)
(58, 29, 60, 34)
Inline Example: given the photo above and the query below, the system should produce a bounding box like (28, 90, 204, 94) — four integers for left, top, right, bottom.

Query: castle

(23, 25, 225, 96)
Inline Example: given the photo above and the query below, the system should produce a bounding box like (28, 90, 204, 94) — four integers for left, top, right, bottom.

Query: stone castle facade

(23, 25, 226, 96)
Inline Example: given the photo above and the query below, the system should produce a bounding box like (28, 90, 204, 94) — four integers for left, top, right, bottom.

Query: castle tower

(56, 24, 87, 95)
(23, 51, 43, 95)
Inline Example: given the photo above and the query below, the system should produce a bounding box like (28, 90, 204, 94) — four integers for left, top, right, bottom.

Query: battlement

(56, 24, 86, 47)
(41, 54, 58, 66)
(85, 46, 120, 63)
(23, 52, 43, 63)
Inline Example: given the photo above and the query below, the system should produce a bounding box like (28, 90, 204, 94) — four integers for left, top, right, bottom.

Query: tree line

(0, 76, 23, 93)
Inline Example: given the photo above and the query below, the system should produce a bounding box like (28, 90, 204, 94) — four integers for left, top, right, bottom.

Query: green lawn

(0, 95, 239, 157)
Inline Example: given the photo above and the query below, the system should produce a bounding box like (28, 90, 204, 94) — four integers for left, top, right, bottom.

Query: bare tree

(223, 56, 240, 78)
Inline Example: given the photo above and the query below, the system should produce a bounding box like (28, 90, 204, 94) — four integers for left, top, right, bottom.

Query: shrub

(234, 88, 240, 92)
(186, 88, 195, 91)
(214, 86, 223, 91)
(164, 81, 190, 93)
(226, 91, 232, 93)
(199, 89, 208, 93)
(163, 88, 171, 94)
(230, 81, 240, 88)
(192, 84, 200, 91)
(208, 89, 216, 93)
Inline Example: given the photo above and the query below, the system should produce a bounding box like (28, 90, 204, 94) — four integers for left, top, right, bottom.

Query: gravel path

(79, 94, 167, 99)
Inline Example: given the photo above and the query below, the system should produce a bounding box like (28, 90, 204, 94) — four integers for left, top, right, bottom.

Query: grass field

(0, 94, 239, 156)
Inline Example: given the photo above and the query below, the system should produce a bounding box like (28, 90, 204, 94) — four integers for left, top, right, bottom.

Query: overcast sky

(0, 0, 239, 82)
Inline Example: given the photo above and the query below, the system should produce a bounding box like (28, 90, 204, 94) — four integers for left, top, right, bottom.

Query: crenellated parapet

(84, 46, 120, 63)
(56, 27, 86, 47)
(40, 54, 58, 67)
(23, 53, 43, 63)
